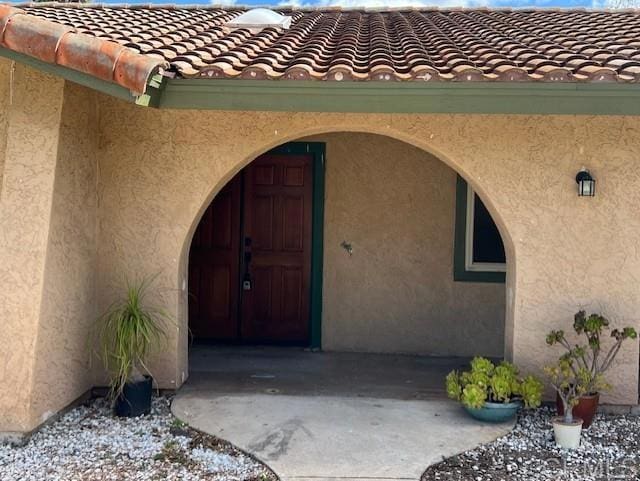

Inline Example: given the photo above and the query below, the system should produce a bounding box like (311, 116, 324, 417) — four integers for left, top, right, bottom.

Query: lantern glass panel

(579, 179, 595, 196)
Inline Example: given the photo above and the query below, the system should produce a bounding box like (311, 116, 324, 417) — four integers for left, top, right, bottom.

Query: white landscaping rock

(0, 397, 274, 481)
(423, 407, 640, 481)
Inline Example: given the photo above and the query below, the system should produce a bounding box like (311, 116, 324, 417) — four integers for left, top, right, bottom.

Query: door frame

(265, 141, 325, 349)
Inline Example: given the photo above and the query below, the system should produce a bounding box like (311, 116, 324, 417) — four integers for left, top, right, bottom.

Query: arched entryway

(176, 132, 513, 480)
(186, 133, 507, 358)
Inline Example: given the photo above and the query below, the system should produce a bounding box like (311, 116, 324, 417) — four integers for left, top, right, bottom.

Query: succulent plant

(546, 311, 637, 396)
(461, 384, 487, 409)
(445, 357, 543, 410)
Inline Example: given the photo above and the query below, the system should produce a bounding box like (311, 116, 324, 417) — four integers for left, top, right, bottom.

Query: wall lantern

(575, 168, 595, 197)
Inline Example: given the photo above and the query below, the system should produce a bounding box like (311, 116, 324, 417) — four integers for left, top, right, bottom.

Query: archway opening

(185, 132, 508, 387)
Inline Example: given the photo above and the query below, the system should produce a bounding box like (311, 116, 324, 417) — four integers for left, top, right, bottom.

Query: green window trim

(267, 142, 325, 349)
(454, 175, 506, 283)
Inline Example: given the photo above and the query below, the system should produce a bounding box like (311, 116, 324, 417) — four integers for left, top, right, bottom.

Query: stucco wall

(91, 98, 640, 403)
(317, 133, 504, 356)
(93, 99, 640, 407)
(0, 62, 66, 433)
(4, 72, 640, 434)
(28, 81, 99, 426)
(0, 62, 98, 434)
(0, 59, 10, 198)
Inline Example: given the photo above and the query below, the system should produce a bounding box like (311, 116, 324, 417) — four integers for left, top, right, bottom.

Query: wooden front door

(188, 153, 313, 344)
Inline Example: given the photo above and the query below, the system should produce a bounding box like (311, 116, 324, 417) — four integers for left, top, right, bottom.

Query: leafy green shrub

(446, 357, 543, 410)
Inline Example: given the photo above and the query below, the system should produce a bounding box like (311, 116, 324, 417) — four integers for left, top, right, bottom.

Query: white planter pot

(552, 416, 583, 449)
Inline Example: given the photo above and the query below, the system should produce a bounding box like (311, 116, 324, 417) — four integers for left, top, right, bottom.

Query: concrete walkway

(172, 346, 513, 481)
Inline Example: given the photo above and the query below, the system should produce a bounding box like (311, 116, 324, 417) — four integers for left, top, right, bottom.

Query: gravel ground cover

(0, 396, 277, 481)
(422, 407, 640, 481)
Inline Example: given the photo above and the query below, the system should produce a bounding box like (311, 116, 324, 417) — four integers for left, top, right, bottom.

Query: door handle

(243, 238, 252, 290)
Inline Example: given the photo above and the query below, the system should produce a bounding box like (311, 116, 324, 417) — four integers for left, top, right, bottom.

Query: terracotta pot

(556, 392, 600, 428)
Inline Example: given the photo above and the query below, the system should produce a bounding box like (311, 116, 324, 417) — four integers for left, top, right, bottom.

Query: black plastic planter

(115, 375, 153, 417)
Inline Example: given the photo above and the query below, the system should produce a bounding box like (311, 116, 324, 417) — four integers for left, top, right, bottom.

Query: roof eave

(0, 5, 168, 98)
(159, 78, 640, 115)
(1, 47, 640, 115)
(0, 46, 164, 107)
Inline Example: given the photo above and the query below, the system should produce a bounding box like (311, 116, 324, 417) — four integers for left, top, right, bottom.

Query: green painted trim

(0, 48, 134, 102)
(454, 175, 506, 283)
(137, 73, 166, 108)
(7, 46, 640, 115)
(268, 142, 325, 349)
(160, 78, 640, 115)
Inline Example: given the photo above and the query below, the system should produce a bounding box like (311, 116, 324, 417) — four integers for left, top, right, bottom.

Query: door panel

(188, 176, 242, 340)
(188, 153, 313, 344)
(241, 154, 313, 343)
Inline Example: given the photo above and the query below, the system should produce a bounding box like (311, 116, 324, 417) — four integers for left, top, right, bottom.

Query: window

(465, 183, 506, 272)
(454, 176, 506, 282)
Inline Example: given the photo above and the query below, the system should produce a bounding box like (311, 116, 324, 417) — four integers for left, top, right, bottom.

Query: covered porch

(173, 346, 511, 480)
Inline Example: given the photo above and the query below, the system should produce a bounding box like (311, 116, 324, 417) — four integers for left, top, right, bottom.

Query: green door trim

(454, 175, 506, 284)
(267, 142, 325, 349)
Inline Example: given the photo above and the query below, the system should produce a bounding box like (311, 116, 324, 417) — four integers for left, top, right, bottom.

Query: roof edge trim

(159, 78, 640, 115)
(0, 5, 168, 96)
(0, 46, 165, 106)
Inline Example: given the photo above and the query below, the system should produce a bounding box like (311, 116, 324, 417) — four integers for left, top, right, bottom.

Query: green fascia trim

(453, 175, 505, 284)
(268, 142, 325, 349)
(160, 78, 640, 115)
(0, 47, 163, 106)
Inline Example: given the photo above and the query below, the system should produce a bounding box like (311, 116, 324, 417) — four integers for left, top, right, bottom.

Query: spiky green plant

(94, 277, 169, 400)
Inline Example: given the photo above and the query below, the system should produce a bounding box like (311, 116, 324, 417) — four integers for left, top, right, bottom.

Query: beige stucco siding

(0, 62, 66, 433)
(0, 64, 98, 434)
(93, 99, 640, 407)
(0, 59, 10, 198)
(318, 133, 504, 356)
(28, 82, 99, 426)
(3, 71, 640, 434)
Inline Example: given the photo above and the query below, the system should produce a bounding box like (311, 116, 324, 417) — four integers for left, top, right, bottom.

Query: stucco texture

(315, 133, 504, 356)
(2, 61, 640, 433)
(0, 62, 98, 434)
(94, 101, 640, 408)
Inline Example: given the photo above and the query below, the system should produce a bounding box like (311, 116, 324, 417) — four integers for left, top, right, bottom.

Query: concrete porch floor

(171, 346, 513, 481)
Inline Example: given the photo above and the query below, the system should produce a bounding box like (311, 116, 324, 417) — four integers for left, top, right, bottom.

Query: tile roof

(0, 4, 167, 94)
(8, 3, 640, 86)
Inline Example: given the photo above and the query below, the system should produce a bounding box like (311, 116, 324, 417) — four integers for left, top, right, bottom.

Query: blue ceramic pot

(464, 401, 522, 423)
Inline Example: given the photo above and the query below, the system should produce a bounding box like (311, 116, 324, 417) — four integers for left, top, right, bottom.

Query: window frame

(465, 183, 507, 273)
(453, 175, 506, 283)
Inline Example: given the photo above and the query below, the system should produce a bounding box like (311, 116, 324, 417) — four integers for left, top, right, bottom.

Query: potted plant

(546, 311, 637, 428)
(544, 357, 589, 449)
(94, 278, 169, 417)
(446, 357, 543, 423)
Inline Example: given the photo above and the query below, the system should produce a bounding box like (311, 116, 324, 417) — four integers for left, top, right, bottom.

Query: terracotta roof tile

(8, 3, 640, 83)
(0, 4, 168, 94)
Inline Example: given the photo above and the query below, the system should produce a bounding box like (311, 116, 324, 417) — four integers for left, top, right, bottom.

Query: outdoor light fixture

(575, 168, 595, 197)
